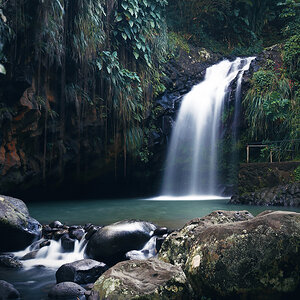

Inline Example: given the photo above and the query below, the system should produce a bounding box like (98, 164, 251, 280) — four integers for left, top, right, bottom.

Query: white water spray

(13, 237, 87, 269)
(161, 57, 255, 199)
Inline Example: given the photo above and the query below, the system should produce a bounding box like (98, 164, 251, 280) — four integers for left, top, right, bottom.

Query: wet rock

(42, 225, 52, 237)
(84, 223, 92, 231)
(89, 258, 193, 300)
(0, 255, 23, 269)
(52, 229, 68, 241)
(29, 239, 50, 251)
(161, 116, 174, 135)
(48, 282, 86, 299)
(49, 220, 63, 229)
(20, 250, 39, 261)
(69, 228, 85, 241)
(61, 235, 75, 252)
(85, 226, 98, 240)
(153, 226, 168, 236)
(69, 225, 80, 230)
(85, 220, 156, 265)
(159, 210, 300, 299)
(155, 237, 165, 253)
(56, 259, 108, 284)
(0, 195, 41, 251)
(0, 280, 20, 299)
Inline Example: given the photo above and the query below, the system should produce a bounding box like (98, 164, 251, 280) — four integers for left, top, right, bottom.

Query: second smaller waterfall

(161, 57, 255, 199)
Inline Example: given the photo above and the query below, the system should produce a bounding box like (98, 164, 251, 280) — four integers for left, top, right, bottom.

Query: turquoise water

(27, 198, 300, 229)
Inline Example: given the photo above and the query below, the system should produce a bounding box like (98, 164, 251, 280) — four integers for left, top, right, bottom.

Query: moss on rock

(159, 210, 300, 299)
(0, 195, 41, 251)
(90, 258, 193, 300)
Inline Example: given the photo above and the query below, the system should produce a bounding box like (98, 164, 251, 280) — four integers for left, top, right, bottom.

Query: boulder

(69, 228, 85, 241)
(56, 259, 108, 284)
(61, 235, 75, 252)
(20, 250, 39, 261)
(29, 239, 50, 251)
(0, 195, 41, 251)
(89, 258, 193, 300)
(0, 255, 23, 269)
(49, 220, 63, 229)
(159, 210, 254, 267)
(159, 210, 300, 299)
(85, 225, 98, 240)
(48, 282, 86, 300)
(85, 220, 156, 265)
(0, 280, 20, 299)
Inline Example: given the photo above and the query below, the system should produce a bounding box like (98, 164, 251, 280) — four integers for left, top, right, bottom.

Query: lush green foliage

(166, 0, 300, 54)
(244, 69, 291, 139)
(242, 0, 299, 162)
(294, 166, 300, 181)
(0, 0, 168, 176)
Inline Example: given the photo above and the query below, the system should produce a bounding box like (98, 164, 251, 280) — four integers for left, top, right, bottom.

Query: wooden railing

(246, 139, 300, 163)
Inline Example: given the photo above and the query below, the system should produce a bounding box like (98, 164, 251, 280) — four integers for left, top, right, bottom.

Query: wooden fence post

(247, 145, 250, 163)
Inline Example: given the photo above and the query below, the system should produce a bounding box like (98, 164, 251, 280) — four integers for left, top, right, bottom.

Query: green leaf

(116, 15, 123, 22)
(128, 8, 134, 15)
(121, 2, 128, 10)
(96, 61, 102, 71)
(122, 32, 127, 40)
(133, 51, 139, 59)
(124, 27, 131, 39)
(136, 42, 142, 50)
(0, 64, 6, 75)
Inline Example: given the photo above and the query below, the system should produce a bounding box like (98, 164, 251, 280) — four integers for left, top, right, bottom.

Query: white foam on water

(13, 237, 87, 269)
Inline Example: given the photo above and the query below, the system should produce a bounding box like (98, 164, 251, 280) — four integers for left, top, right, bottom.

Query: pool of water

(27, 198, 300, 229)
(1, 198, 300, 299)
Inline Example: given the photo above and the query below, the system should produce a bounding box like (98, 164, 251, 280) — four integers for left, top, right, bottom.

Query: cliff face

(0, 43, 220, 199)
(0, 83, 109, 197)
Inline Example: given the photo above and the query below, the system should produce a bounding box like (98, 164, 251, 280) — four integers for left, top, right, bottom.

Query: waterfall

(160, 57, 255, 200)
(230, 57, 255, 185)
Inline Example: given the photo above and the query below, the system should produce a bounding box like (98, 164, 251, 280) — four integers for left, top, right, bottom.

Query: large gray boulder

(89, 258, 193, 299)
(0, 255, 23, 269)
(0, 280, 20, 299)
(159, 210, 300, 299)
(0, 195, 41, 251)
(85, 220, 156, 265)
(48, 282, 86, 300)
(56, 259, 108, 284)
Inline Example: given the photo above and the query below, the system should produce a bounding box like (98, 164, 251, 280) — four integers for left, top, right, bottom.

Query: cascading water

(230, 57, 255, 180)
(13, 238, 87, 269)
(160, 57, 255, 200)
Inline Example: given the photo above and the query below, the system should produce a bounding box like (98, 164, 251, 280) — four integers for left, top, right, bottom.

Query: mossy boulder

(89, 258, 193, 300)
(159, 210, 300, 299)
(0, 195, 41, 252)
(159, 210, 254, 267)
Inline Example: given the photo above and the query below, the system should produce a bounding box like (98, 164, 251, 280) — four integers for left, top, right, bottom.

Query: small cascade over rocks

(10, 220, 167, 271)
(160, 57, 255, 199)
(2, 219, 168, 299)
(13, 237, 87, 269)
